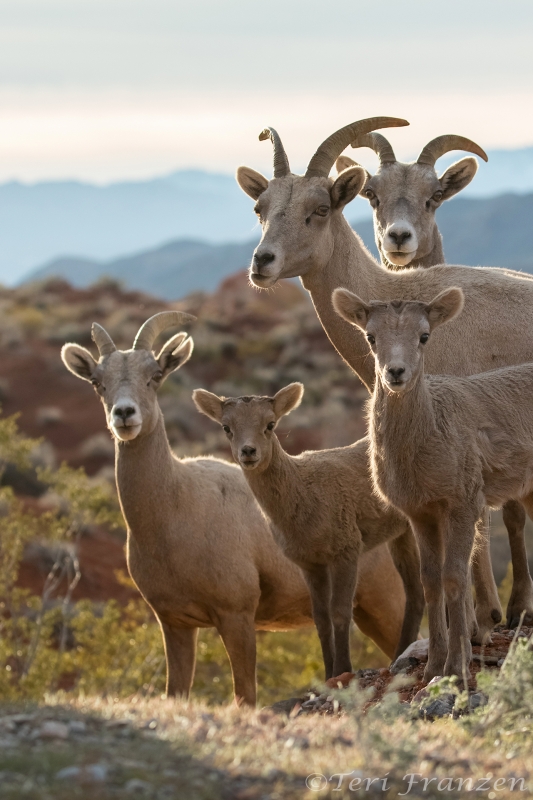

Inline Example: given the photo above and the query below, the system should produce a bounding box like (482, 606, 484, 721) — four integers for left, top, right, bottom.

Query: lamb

(61, 311, 414, 705)
(337, 133, 531, 643)
(333, 285, 533, 679)
(193, 383, 425, 680)
(236, 119, 533, 633)
(335, 132, 487, 270)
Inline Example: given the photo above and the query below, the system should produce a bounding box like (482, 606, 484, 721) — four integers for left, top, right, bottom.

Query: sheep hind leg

(387, 529, 425, 660)
(161, 624, 198, 698)
(302, 565, 334, 680)
(217, 613, 257, 707)
(503, 499, 533, 628)
(330, 555, 359, 678)
(471, 508, 502, 643)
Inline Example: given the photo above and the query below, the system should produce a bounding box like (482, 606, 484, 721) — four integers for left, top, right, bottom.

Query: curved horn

(133, 311, 196, 351)
(91, 323, 117, 357)
(258, 127, 291, 178)
(350, 132, 397, 164)
(305, 117, 409, 179)
(417, 135, 488, 167)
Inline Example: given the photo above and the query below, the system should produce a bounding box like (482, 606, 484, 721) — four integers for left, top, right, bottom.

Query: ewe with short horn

(133, 311, 196, 351)
(350, 132, 397, 164)
(91, 323, 117, 357)
(417, 135, 488, 167)
(304, 117, 409, 178)
(259, 127, 291, 177)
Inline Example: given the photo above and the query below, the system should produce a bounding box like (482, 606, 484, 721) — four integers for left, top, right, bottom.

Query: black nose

(253, 251, 275, 271)
(115, 405, 136, 420)
(387, 367, 405, 381)
(388, 230, 411, 246)
(241, 446, 257, 458)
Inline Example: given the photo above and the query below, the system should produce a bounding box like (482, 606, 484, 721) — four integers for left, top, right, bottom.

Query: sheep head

(335, 133, 488, 269)
(236, 118, 409, 287)
(193, 383, 303, 471)
(61, 311, 195, 441)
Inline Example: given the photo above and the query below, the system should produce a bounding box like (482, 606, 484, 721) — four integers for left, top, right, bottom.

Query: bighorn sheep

(236, 119, 533, 633)
(193, 383, 424, 679)
(61, 312, 413, 705)
(335, 132, 487, 270)
(333, 285, 533, 679)
(337, 133, 530, 643)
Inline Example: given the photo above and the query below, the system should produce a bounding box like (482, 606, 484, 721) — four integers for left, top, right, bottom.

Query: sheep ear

(61, 344, 98, 382)
(438, 157, 478, 201)
(155, 332, 192, 379)
(426, 287, 464, 330)
(236, 166, 269, 200)
(272, 383, 304, 419)
(192, 389, 224, 423)
(332, 288, 370, 330)
(330, 165, 367, 210)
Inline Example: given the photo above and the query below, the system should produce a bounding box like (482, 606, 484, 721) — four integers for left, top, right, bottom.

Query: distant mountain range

(28, 190, 533, 298)
(4, 145, 533, 285)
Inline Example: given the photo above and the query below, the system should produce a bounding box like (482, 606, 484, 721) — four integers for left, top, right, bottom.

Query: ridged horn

(91, 323, 117, 357)
(350, 132, 397, 164)
(305, 117, 409, 179)
(417, 135, 488, 167)
(133, 311, 196, 352)
(258, 127, 291, 178)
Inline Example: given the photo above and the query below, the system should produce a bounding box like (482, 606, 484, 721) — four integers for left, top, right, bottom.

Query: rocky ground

(272, 627, 533, 721)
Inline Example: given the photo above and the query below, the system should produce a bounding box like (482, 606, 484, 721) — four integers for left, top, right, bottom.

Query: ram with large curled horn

(335, 132, 488, 270)
(236, 117, 409, 288)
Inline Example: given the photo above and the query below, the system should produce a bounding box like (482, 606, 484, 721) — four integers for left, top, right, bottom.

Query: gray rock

(38, 721, 69, 740)
(419, 694, 456, 720)
(125, 778, 153, 794)
(390, 656, 420, 674)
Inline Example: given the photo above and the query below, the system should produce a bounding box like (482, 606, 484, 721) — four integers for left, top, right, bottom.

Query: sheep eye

(266, 421, 275, 431)
(364, 189, 374, 200)
(366, 334, 376, 346)
(223, 425, 231, 434)
(91, 379, 101, 389)
(150, 372, 163, 385)
(253, 205, 263, 221)
(432, 191, 443, 202)
(314, 205, 330, 217)
(420, 333, 429, 344)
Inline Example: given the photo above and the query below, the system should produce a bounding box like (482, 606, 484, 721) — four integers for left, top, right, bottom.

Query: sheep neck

(370, 369, 437, 509)
(115, 409, 177, 542)
(243, 435, 305, 537)
(301, 213, 381, 391)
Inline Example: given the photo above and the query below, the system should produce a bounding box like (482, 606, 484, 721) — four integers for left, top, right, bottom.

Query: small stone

(497, 658, 505, 667)
(125, 778, 152, 793)
(419, 694, 455, 720)
(390, 656, 420, 674)
(392, 638, 429, 668)
(105, 719, 130, 729)
(56, 766, 81, 781)
(38, 721, 69, 740)
(68, 721, 87, 734)
(469, 692, 488, 710)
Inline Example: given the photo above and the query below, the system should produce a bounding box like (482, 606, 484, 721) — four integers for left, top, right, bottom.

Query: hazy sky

(1, 0, 532, 182)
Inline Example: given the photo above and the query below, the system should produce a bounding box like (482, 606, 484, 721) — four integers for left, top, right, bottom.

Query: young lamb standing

(193, 384, 425, 680)
(236, 119, 533, 634)
(333, 286, 533, 679)
(61, 311, 411, 705)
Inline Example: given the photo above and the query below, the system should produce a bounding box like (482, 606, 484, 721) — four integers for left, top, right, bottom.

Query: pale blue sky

(0, 0, 531, 181)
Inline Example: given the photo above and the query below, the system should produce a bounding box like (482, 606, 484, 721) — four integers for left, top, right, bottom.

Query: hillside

(5, 144, 533, 285)
(27, 190, 533, 297)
